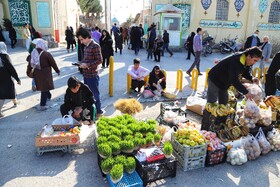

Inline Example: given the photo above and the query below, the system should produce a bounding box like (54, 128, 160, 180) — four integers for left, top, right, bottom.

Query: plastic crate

(135, 155, 176, 186)
(171, 133, 207, 159)
(36, 145, 68, 156)
(173, 150, 205, 171)
(205, 146, 227, 167)
(157, 102, 187, 127)
(107, 171, 143, 187)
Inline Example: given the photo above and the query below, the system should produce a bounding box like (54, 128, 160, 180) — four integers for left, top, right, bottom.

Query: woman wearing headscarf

(26, 39, 60, 111)
(99, 29, 113, 68)
(148, 65, 166, 94)
(0, 42, 21, 117)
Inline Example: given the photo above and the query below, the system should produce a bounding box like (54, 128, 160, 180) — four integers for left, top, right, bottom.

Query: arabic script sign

(257, 23, 280, 30)
(199, 20, 242, 29)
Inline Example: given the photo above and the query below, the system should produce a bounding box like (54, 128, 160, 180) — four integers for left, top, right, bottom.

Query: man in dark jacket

(60, 76, 95, 125)
(265, 52, 280, 96)
(162, 30, 173, 57)
(244, 30, 261, 50)
(201, 46, 262, 130)
(9, 26, 17, 48)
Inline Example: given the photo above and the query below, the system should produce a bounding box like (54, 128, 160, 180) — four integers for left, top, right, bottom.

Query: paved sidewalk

(0, 44, 279, 187)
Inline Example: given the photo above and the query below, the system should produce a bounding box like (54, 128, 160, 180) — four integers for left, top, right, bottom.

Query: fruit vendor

(201, 46, 263, 130)
(265, 51, 280, 96)
(60, 76, 95, 125)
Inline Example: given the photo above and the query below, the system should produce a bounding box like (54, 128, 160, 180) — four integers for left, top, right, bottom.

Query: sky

(101, 0, 144, 24)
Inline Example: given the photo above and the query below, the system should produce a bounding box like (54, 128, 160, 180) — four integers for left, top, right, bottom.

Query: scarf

(0, 42, 8, 67)
(30, 39, 47, 69)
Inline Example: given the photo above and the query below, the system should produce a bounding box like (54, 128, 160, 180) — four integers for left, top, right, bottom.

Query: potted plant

(135, 132, 143, 139)
(139, 138, 146, 148)
(124, 157, 136, 174)
(163, 142, 173, 158)
(101, 157, 115, 174)
(121, 128, 133, 137)
(99, 130, 111, 137)
(154, 133, 161, 146)
(108, 135, 121, 142)
(97, 143, 112, 158)
(96, 136, 108, 145)
(133, 138, 142, 150)
(110, 128, 122, 136)
(124, 135, 134, 141)
(109, 142, 121, 155)
(115, 155, 127, 165)
(110, 164, 124, 184)
(120, 140, 134, 153)
(145, 136, 154, 147)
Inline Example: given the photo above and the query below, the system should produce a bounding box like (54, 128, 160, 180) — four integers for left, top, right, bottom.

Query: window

(162, 17, 180, 31)
(216, 0, 229, 21)
(268, 0, 280, 23)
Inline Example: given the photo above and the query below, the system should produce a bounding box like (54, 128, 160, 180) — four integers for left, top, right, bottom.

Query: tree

(78, 0, 103, 18)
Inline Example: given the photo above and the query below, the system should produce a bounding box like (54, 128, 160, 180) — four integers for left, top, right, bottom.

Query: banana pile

(264, 96, 280, 111)
(205, 103, 235, 117)
(217, 119, 250, 142)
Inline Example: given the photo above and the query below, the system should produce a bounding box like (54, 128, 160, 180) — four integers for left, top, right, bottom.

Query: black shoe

(186, 58, 190, 60)
(186, 71, 191, 76)
(170, 54, 173, 57)
(198, 73, 203, 76)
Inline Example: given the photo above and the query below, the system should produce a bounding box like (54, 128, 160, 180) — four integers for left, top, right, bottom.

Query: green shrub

(163, 142, 173, 155)
(110, 164, 123, 181)
(124, 157, 136, 173)
(101, 157, 114, 173)
(96, 136, 108, 145)
(154, 133, 161, 142)
(120, 140, 134, 151)
(108, 135, 121, 142)
(115, 155, 126, 165)
(97, 143, 112, 158)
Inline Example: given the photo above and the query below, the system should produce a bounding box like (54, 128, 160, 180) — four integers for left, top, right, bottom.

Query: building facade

(0, 0, 81, 45)
(147, 0, 280, 54)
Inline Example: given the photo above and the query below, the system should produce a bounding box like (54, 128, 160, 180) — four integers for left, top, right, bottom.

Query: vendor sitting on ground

(60, 76, 95, 125)
(127, 58, 150, 93)
(201, 46, 262, 130)
(148, 65, 166, 95)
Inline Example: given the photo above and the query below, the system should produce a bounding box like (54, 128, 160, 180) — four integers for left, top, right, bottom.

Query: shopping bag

(52, 115, 74, 125)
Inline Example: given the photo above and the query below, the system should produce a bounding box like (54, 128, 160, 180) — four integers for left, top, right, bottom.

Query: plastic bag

(163, 110, 178, 124)
(52, 115, 74, 125)
(244, 83, 263, 105)
(258, 107, 272, 126)
(143, 89, 155, 99)
(255, 128, 271, 155)
(243, 99, 261, 128)
(267, 128, 280, 151)
(41, 124, 54, 137)
(226, 147, 248, 165)
(242, 134, 261, 160)
(162, 126, 177, 143)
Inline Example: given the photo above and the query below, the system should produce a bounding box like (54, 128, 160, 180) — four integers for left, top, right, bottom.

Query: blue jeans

(162, 43, 173, 56)
(84, 76, 102, 114)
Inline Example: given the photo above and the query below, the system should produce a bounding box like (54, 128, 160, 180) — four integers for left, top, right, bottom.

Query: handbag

(52, 115, 74, 125)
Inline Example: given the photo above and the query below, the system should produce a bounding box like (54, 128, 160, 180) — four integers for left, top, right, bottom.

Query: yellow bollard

(176, 69, 183, 91)
(253, 67, 261, 79)
(109, 56, 114, 97)
(262, 67, 269, 83)
(127, 74, 132, 93)
(204, 68, 211, 88)
(191, 68, 199, 90)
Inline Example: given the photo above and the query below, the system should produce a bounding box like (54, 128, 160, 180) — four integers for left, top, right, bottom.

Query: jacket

(163, 32, 170, 44)
(208, 53, 253, 95)
(63, 82, 95, 110)
(261, 42, 272, 61)
(244, 35, 261, 50)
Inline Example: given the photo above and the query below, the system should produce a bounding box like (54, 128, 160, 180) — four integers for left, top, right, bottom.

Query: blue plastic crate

(107, 171, 143, 187)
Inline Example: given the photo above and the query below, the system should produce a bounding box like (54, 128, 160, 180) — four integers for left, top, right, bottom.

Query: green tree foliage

(78, 0, 103, 18)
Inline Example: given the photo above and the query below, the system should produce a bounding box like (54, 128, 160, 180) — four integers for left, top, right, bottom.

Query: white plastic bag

(41, 124, 54, 137)
(255, 128, 271, 155)
(242, 134, 261, 160)
(258, 107, 272, 126)
(244, 83, 263, 105)
(52, 115, 74, 125)
(267, 128, 280, 151)
(243, 99, 260, 128)
(162, 126, 177, 143)
(226, 147, 248, 165)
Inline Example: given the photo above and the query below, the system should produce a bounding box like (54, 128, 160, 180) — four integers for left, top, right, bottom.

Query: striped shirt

(82, 40, 103, 78)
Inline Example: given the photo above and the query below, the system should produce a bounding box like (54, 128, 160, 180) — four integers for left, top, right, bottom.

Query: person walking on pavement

(26, 39, 60, 111)
(265, 52, 280, 96)
(133, 26, 142, 55)
(76, 28, 103, 118)
(153, 34, 164, 62)
(244, 30, 261, 50)
(259, 36, 272, 77)
(201, 47, 262, 130)
(100, 29, 114, 68)
(186, 32, 195, 60)
(186, 27, 203, 76)
(139, 24, 145, 49)
(9, 26, 17, 49)
(65, 26, 75, 52)
(162, 30, 173, 57)
(115, 29, 123, 55)
(92, 26, 102, 44)
(22, 23, 31, 50)
(0, 42, 21, 118)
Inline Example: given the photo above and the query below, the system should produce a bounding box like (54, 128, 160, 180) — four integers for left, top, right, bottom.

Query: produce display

(226, 147, 248, 165)
(173, 128, 207, 146)
(244, 83, 262, 105)
(201, 130, 224, 151)
(258, 107, 272, 126)
(205, 103, 235, 117)
(264, 96, 280, 111)
(267, 128, 280, 151)
(217, 119, 249, 142)
(256, 128, 271, 155)
(242, 135, 261, 160)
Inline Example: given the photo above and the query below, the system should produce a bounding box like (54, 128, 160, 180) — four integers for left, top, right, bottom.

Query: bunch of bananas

(264, 96, 280, 111)
(217, 125, 249, 142)
(205, 103, 235, 117)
